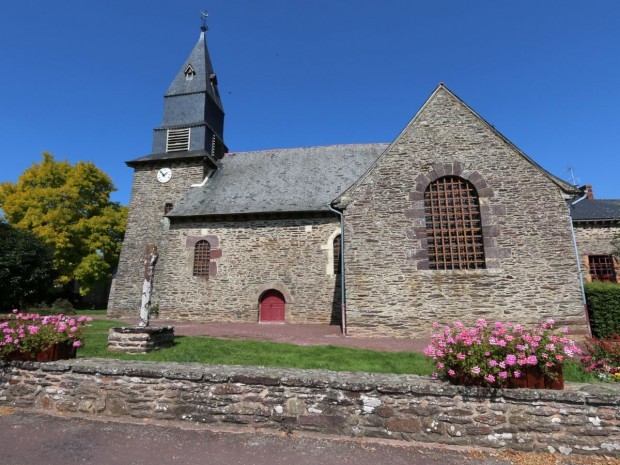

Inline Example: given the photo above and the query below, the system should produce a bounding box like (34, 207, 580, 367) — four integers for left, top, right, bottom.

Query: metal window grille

(424, 176, 486, 270)
(164, 203, 174, 214)
(333, 235, 342, 275)
(588, 255, 616, 282)
(192, 240, 211, 277)
(166, 128, 191, 152)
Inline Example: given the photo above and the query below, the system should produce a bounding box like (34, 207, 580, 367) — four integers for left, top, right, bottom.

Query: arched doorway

(260, 290, 286, 322)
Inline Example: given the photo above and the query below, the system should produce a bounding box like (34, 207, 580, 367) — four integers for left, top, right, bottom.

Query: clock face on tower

(157, 168, 172, 183)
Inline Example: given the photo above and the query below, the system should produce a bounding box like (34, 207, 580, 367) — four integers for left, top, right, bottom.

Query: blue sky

(1, 1, 619, 205)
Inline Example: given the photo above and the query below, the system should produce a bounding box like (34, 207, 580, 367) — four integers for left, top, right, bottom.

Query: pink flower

(72, 341, 82, 348)
(457, 353, 466, 360)
(484, 374, 495, 383)
(447, 369, 456, 377)
(513, 371, 521, 378)
(498, 371, 508, 379)
(505, 354, 517, 366)
(489, 360, 498, 367)
(471, 366, 481, 374)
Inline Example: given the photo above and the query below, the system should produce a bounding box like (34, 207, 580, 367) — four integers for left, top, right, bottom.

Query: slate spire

(151, 23, 226, 160)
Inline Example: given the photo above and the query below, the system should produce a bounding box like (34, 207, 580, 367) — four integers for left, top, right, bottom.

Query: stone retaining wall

(1, 359, 618, 457)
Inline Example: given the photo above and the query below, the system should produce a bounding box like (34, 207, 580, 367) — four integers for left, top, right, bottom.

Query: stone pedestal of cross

(107, 243, 174, 353)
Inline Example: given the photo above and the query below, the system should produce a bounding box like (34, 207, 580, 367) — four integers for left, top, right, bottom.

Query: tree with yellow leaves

(0, 153, 127, 296)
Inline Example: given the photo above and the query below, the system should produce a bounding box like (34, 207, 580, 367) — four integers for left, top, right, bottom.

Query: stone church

(108, 26, 591, 338)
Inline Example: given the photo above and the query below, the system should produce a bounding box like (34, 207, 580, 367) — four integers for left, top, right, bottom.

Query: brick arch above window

(405, 163, 509, 270)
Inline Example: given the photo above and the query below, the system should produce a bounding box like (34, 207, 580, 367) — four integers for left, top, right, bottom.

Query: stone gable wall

(340, 88, 587, 337)
(1, 359, 618, 457)
(573, 223, 620, 282)
(155, 216, 342, 324)
(108, 162, 204, 316)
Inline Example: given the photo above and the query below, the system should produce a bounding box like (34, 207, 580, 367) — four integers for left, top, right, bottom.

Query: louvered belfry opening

(588, 255, 616, 282)
(192, 240, 211, 277)
(166, 127, 191, 152)
(424, 176, 486, 270)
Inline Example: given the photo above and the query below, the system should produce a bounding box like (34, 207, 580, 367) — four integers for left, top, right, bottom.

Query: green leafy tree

(0, 221, 55, 310)
(0, 153, 127, 295)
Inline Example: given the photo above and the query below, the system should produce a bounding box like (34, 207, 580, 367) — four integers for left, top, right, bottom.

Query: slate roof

(165, 29, 222, 111)
(126, 149, 214, 167)
(168, 144, 388, 217)
(571, 199, 620, 222)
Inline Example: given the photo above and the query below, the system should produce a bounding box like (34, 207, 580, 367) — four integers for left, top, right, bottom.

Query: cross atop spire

(200, 10, 209, 32)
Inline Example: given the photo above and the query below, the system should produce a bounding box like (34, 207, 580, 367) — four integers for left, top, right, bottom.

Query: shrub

(0, 222, 55, 311)
(585, 281, 620, 338)
(0, 310, 92, 358)
(581, 334, 620, 382)
(424, 319, 581, 387)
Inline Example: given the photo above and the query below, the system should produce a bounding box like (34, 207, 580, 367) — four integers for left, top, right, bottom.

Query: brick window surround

(406, 162, 509, 270)
(424, 176, 485, 270)
(185, 235, 222, 279)
(588, 255, 617, 282)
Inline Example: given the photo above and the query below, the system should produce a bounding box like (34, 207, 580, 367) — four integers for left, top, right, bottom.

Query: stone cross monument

(139, 244, 158, 327)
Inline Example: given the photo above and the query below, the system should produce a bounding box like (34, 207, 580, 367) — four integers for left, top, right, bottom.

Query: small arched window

(333, 234, 342, 275)
(424, 176, 485, 270)
(193, 240, 211, 277)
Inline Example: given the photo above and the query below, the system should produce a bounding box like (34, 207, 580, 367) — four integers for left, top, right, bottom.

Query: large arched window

(192, 240, 211, 277)
(424, 176, 485, 270)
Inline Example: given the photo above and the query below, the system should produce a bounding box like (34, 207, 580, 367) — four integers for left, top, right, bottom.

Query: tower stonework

(108, 27, 226, 316)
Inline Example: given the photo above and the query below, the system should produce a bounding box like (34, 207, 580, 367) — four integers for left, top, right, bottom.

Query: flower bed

(581, 333, 620, 382)
(0, 310, 92, 361)
(424, 319, 581, 389)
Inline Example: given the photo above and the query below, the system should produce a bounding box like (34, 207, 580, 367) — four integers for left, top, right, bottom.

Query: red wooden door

(260, 290, 285, 322)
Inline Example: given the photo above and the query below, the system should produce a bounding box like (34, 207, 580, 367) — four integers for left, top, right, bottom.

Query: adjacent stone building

(572, 189, 620, 283)
(108, 26, 592, 337)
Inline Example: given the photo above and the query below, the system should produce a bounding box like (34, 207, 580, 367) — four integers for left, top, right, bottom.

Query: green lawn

(78, 319, 435, 375)
(78, 318, 600, 382)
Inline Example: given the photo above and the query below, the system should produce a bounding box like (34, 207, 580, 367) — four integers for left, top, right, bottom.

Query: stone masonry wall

(156, 216, 342, 324)
(338, 87, 587, 338)
(1, 359, 618, 457)
(108, 161, 204, 316)
(574, 224, 620, 283)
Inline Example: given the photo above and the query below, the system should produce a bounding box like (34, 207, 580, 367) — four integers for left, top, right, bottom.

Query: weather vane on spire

(200, 10, 209, 31)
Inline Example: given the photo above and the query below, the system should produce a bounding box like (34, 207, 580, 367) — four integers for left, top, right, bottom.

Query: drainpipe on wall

(568, 192, 591, 337)
(328, 204, 347, 336)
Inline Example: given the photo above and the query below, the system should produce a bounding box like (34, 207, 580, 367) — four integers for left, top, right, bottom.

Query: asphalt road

(0, 409, 514, 465)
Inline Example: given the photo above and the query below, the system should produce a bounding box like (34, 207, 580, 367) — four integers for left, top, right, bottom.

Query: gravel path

(116, 318, 430, 353)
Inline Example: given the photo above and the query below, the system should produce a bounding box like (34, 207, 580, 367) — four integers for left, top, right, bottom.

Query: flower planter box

(2, 342, 77, 362)
(450, 365, 563, 390)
